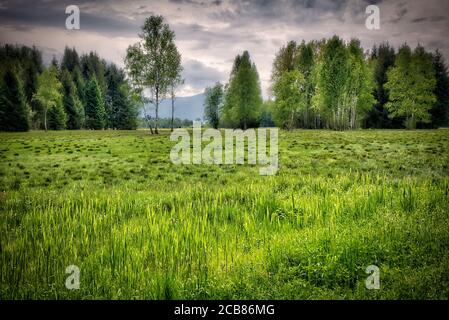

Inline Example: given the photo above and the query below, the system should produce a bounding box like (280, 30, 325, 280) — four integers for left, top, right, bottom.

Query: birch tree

(125, 15, 177, 134)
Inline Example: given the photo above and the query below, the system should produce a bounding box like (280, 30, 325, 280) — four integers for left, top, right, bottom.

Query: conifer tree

(61, 68, 84, 129)
(0, 68, 29, 131)
(84, 76, 106, 130)
(430, 51, 449, 127)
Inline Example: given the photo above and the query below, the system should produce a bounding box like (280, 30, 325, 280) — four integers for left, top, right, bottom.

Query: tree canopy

(125, 15, 181, 134)
(221, 51, 262, 129)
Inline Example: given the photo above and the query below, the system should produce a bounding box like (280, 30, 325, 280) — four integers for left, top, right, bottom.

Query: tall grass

(1, 129, 449, 299)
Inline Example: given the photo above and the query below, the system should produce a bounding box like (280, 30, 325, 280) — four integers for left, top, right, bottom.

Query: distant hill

(141, 93, 205, 121)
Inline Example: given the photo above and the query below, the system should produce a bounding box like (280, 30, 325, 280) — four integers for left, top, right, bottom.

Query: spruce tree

(85, 76, 106, 130)
(80, 52, 107, 97)
(47, 101, 67, 130)
(0, 68, 29, 131)
(104, 64, 124, 129)
(430, 51, 449, 127)
(114, 83, 138, 130)
(72, 66, 85, 108)
(61, 69, 84, 129)
(61, 47, 81, 73)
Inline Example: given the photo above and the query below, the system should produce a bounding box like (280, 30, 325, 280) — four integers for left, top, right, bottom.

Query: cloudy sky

(1, 0, 448, 98)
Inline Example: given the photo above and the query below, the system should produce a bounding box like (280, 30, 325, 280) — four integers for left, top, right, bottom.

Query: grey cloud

(429, 16, 446, 22)
(182, 58, 227, 90)
(0, 0, 140, 36)
(0, 24, 33, 32)
(388, 3, 408, 23)
(169, 0, 222, 7)
(411, 17, 428, 23)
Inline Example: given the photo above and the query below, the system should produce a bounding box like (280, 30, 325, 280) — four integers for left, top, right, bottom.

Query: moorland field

(1, 129, 449, 299)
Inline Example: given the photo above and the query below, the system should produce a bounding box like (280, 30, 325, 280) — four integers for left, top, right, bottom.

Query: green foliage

(47, 100, 67, 130)
(61, 46, 81, 73)
(72, 66, 86, 107)
(430, 51, 449, 127)
(0, 68, 29, 132)
(385, 45, 437, 129)
(115, 83, 139, 130)
(271, 41, 298, 85)
(318, 36, 350, 129)
(365, 43, 397, 128)
(271, 37, 375, 130)
(61, 69, 84, 129)
(105, 64, 139, 130)
(272, 70, 306, 129)
(140, 117, 193, 128)
(125, 15, 179, 133)
(296, 41, 317, 128)
(0, 44, 139, 133)
(84, 76, 106, 130)
(0, 44, 43, 129)
(33, 66, 65, 131)
(221, 51, 262, 129)
(104, 64, 124, 129)
(166, 42, 184, 131)
(80, 52, 107, 96)
(1, 36, 447, 132)
(346, 39, 376, 129)
(259, 100, 276, 127)
(271, 40, 319, 129)
(204, 82, 223, 129)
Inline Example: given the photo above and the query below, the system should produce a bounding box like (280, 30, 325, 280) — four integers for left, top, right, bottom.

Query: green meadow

(1, 129, 449, 299)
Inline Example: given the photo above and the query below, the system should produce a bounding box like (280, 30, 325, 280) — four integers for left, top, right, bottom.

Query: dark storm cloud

(0, 0, 142, 36)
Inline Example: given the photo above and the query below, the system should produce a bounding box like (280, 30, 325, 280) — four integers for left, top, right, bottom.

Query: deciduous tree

(33, 66, 65, 131)
(385, 45, 436, 129)
(125, 15, 178, 134)
(221, 51, 262, 129)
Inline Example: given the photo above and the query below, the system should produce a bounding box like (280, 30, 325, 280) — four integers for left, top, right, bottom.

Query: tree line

(2, 19, 448, 132)
(0, 45, 139, 132)
(204, 36, 449, 130)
